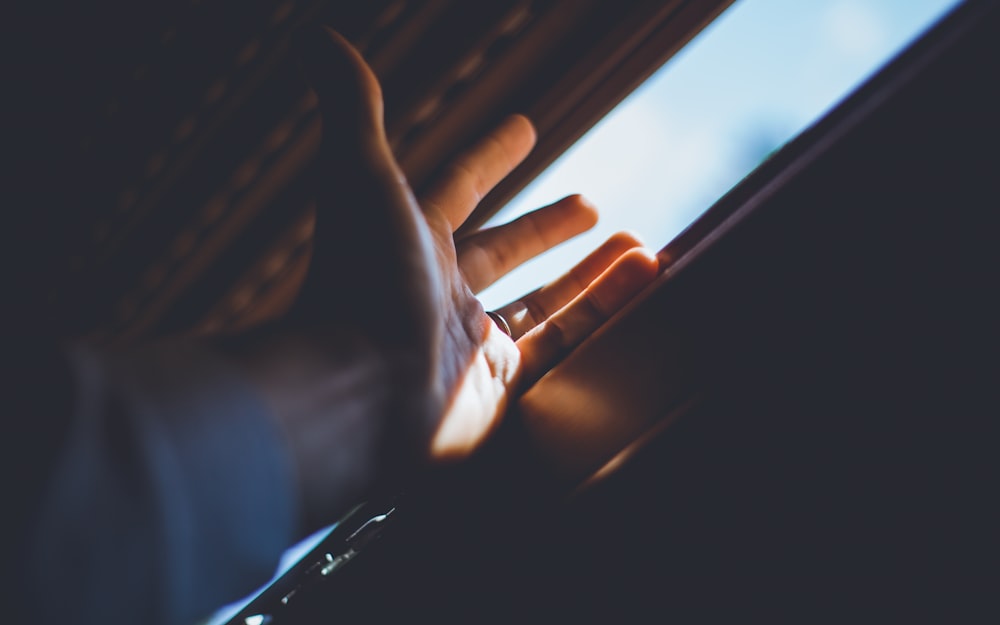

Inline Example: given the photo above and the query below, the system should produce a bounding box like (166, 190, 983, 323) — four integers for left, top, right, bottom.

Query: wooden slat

(6, 1, 739, 340)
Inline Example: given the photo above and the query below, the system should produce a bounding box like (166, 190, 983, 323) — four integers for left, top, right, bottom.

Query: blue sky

(479, 0, 962, 309)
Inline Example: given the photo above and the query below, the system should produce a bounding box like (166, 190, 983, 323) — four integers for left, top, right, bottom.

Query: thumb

(298, 26, 387, 160)
(293, 27, 438, 347)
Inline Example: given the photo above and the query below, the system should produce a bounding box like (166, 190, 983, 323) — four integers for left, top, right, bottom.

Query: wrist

(215, 324, 433, 534)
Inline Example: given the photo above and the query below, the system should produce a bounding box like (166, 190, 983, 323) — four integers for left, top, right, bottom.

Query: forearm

(3, 318, 438, 623)
(6, 340, 297, 625)
(217, 324, 428, 533)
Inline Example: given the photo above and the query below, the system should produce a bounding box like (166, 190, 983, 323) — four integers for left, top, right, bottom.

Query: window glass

(478, 0, 962, 310)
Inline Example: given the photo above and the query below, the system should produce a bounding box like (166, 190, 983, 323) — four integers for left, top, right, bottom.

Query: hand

(430, 123, 661, 460)
(233, 27, 659, 530)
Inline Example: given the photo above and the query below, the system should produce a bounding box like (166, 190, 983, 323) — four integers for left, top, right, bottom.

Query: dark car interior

(6, 1, 999, 622)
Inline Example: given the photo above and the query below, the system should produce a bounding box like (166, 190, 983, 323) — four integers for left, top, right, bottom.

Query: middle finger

(456, 194, 598, 293)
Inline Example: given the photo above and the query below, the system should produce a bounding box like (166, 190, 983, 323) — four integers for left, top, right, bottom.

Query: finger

(298, 26, 386, 158)
(517, 248, 660, 385)
(457, 194, 598, 293)
(296, 27, 435, 343)
(495, 231, 646, 338)
(420, 114, 536, 230)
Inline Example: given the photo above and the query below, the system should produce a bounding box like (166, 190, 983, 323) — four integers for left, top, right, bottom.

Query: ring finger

(517, 247, 660, 385)
(492, 231, 647, 339)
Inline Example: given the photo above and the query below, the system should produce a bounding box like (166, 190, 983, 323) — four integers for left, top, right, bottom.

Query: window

(478, 0, 961, 310)
(207, 2, 964, 622)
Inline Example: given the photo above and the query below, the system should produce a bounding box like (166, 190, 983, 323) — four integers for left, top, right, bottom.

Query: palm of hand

(299, 28, 659, 463)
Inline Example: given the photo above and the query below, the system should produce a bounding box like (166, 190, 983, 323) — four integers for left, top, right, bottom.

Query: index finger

(420, 114, 536, 231)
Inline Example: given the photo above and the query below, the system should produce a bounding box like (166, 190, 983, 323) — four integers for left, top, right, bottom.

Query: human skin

(225, 27, 661, 535)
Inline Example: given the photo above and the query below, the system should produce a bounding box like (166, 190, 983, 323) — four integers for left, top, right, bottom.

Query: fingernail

(570, 195, 600, 227)
(635, 247, 659, 264)
(574, 194, 597, 211)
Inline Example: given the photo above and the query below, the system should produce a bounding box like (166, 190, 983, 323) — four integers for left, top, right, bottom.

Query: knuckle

(445, 161, 483, 204)
(536, 316, 568, 352)
(564, 264, 594, 294)
(520, 296, 546, 329)
(578, 289, 611, 324)
(484, 240, 513, 276)
(523, 210, 555, 249)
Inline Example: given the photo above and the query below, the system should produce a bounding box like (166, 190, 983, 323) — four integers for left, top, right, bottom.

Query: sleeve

(2, 340, 299, 625)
